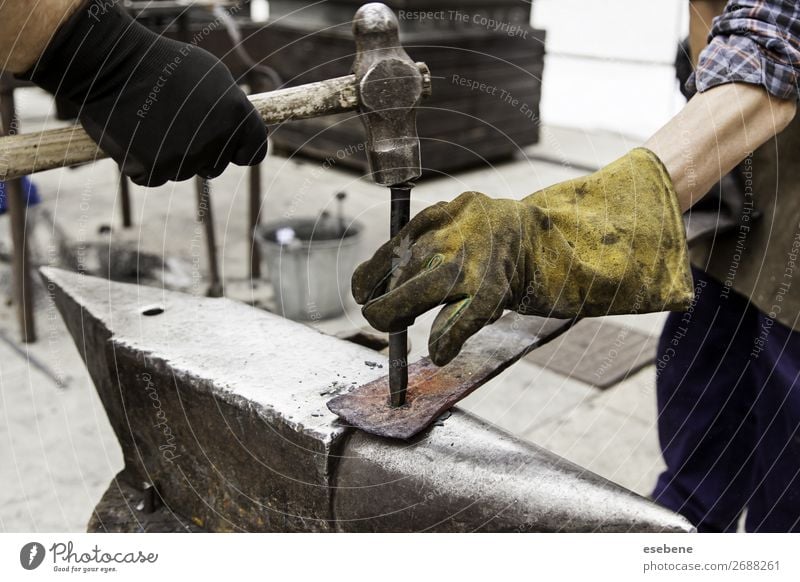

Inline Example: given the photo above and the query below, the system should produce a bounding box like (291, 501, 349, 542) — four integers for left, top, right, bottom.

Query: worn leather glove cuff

(20, 0, 153, 101)
(519, 147, 694, 317)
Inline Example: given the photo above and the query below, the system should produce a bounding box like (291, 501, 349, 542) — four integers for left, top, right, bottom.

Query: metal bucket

(256, 217, 363, 321)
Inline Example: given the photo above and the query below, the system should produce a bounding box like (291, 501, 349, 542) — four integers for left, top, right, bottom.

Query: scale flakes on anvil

(328, 314, 575, 439)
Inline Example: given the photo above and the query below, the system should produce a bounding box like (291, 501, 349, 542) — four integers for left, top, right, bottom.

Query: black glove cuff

(19, 0, 157, 102)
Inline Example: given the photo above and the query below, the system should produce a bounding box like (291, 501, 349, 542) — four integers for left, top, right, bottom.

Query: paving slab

(458, 360, 596, 435)
(0, 313, 122, 532)
(524, 380, 666, 497)
(525, 318, 658, 389)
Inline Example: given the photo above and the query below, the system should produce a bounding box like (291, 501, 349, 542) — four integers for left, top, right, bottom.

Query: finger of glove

(197, 158, 229, 180)
(130, 171, 168, 188)
(80, 115, 155, 186)
(122, 127, 185, 187)
(121, 156, 169, 187)
(231, 105, 269, 166)
(174, 160, 202, 182)
(173, 122, 239, 182)
(194, 129, 238, 179)
(185, 118, 242, 181)
(351, 202, 451, 304)
(352, 253, 395, 305)
(361, 262, 465, 332)
(428, 296, 504, 366)
(386, 231, 456, 292)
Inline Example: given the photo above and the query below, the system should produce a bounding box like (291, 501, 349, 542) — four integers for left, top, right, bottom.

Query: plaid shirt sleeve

(687, 0, 800, 100)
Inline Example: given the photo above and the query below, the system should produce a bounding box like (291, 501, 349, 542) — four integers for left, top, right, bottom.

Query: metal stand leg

(248, 163, 261, 280)
(119, 172, 132, 228)
(195, 177, 223, 297)
(1, 87, 36, 342)
(246, 71, 272, 284)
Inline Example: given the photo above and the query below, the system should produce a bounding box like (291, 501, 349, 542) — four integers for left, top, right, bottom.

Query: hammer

(0, 18, 430, 180)
(352, 3, 426, 407)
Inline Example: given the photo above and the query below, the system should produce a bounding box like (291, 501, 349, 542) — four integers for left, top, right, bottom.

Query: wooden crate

(253, 1, 545, 175)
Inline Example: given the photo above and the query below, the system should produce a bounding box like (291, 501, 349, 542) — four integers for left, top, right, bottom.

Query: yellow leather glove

(352, 148, 693, 366)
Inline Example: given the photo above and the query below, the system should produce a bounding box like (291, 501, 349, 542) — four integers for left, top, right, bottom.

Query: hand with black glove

(21, 0, 267, 186)
(353, 148, 694, 366)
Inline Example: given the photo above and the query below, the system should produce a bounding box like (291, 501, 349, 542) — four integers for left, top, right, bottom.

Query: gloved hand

(353, 148, 694, 366)
(21, 0, 267, 186)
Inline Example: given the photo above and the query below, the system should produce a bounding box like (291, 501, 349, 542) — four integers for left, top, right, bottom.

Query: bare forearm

(644, 83, 796, 212)
(0, 0, 84, 73)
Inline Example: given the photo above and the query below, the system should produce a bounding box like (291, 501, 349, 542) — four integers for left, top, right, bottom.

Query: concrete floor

(1, 87, 668, 532)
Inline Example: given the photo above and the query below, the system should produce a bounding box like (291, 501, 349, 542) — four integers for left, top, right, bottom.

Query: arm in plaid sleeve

(688, 0, 800, 100)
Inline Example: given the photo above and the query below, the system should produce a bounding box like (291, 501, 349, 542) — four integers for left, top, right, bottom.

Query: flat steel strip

(328, 314, 575, 439)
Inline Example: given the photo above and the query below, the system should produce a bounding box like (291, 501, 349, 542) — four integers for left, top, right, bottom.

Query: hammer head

(352, 3, 426, 186)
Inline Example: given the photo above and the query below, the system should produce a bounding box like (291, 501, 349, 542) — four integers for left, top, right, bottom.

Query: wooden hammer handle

(0, 63, 430, 181)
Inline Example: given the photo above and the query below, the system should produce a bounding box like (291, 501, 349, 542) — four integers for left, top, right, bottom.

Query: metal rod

(119, 172, 132, 228)
(245, 69, 272, 284)
(196, 177, 223, 298)
(335, 191, 346, 234)
(1, 86, 36, 343)
(248, 163, 261, 280)
(389, 185, 411, 407)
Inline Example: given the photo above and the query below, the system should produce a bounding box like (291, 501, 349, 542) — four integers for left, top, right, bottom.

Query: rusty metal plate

(328, 313, 575, 439)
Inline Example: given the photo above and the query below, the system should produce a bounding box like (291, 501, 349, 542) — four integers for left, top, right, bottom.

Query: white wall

(533, 0, 690, 139)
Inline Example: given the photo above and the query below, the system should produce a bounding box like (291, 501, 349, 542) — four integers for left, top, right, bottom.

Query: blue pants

(653, 268, 800, 532)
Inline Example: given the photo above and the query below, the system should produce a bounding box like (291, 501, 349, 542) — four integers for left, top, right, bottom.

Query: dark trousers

(653, 268, 800, 532)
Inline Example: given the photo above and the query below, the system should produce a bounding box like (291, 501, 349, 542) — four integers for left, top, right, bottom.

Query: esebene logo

(20, 542, 45, 570)
(19, 541, 158, 574)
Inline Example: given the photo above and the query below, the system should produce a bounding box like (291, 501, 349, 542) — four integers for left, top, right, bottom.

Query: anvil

(42, 267, 693, 533)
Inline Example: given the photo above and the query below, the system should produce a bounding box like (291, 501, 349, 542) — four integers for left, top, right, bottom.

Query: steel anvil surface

(41, 268, 692, 533)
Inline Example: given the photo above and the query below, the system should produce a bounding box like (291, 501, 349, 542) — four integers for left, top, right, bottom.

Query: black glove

(21, 0, 268, 186)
